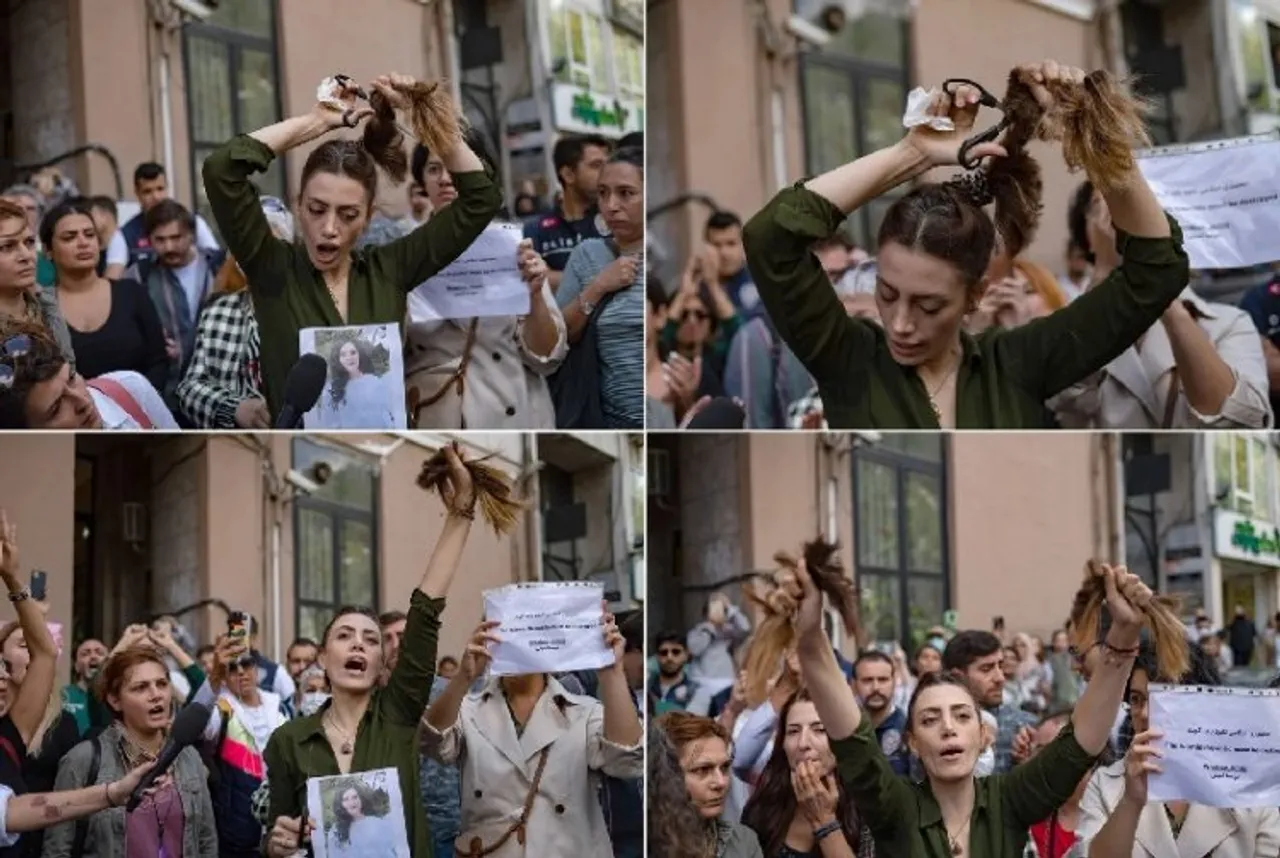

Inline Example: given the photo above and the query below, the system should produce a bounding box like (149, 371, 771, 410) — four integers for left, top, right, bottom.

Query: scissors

(942, 78, 1010, 170)
(332, 73, 416, 139)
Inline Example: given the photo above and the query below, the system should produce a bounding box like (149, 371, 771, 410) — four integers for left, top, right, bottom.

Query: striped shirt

(556, 237, 644, 428)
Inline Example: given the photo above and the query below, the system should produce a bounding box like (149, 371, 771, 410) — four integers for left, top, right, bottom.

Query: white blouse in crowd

(1076, 757, 1280, 857)
(0, 785, 17, 848)
(403, 278, 567, 429)
(1050, 289, 1272, 430)
(420, 674, 642, 857)
(90, 371, 179, 430)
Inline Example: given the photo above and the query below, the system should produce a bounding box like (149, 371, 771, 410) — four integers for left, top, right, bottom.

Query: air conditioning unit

(122, 502, 147, 544)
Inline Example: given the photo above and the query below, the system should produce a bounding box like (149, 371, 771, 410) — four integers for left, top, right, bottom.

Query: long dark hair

(330, 778, 381, 845)
(741, 689, 866, 857)
(327, 337, 377, 409)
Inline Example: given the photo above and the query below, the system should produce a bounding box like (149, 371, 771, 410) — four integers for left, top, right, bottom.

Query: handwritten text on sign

(1137, 137, 1280, 269)
(483, 581, 613, 676)
(407, 222, 531, 322)
(1149, 683, 1280, 808)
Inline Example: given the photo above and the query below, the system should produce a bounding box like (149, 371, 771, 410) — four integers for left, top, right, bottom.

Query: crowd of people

(0, 446, 646, 857)
(0, 74, 644, 431)
(647, 60, 1280, 430)
(650, 541, 1280, 858)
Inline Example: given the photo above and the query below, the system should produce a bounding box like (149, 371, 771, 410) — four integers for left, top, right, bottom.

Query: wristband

(104, 783, 117, 808)
(7, 588, 29, 603)
(814, 821, 840, 841)
(1102, 639, 1139, 658)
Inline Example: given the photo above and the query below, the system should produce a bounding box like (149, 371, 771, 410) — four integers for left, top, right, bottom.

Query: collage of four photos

(2, 0, 1280, 856)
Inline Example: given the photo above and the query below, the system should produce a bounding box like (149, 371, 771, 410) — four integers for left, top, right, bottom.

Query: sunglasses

(0, 334, 32, 390)
(227, 657, 255, 673)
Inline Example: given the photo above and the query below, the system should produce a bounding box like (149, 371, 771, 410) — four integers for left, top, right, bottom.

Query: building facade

(647, 432, 1121, 657)
(0, 432, 641, 677)
(0, 0, 644, 224)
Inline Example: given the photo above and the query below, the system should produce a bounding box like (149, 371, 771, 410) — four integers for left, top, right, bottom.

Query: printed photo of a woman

(324, 778, 404, 858)
(318, 336, 396, 429)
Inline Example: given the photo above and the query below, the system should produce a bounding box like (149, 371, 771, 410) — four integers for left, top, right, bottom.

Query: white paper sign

(299, 323, 406, 430)
(307, 767, 411, 858)
(407, 222, 531, 322)
(1149, 684, 1280, 808)
(483, 581, 613, 676)
(1137, 136, 1280, 269)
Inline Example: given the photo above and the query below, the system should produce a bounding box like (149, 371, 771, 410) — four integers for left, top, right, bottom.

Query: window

(183, 0, 284, 232)
(853, 435, 949, 656)
(1232, 0, 1279, 113)
(292, 439, 379, 644)
(799, 11, 911, 249)
(1214, 434, 1278, 520)
(613, 29, 644, 99)
(548, 1, 610, 90)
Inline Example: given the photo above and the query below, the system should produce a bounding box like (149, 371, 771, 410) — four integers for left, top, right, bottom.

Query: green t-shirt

(36, 252, 55, 287)
(61, 683, 91, 736)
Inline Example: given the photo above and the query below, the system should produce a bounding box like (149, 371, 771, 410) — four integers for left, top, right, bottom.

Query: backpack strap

(86, 377, 154, 428)
(71, 736, 102, 858)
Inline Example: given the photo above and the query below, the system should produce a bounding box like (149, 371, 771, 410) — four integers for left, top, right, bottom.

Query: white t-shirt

(88, 371, 179, 430)
(0, 784, 18, 847)
(204, 690, 287, 763)
(106, 230, 129, 267)
(194, 215, 220, 253)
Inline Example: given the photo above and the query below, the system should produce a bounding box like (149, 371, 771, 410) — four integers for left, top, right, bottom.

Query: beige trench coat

(420, 675, 643, 858)
(404, 280, 567, 429)
(1050, 290, 1272, 429)
(1077, 758, 1280, 858)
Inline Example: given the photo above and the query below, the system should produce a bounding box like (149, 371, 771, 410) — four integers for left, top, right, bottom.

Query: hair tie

(946, 170, 994, 208)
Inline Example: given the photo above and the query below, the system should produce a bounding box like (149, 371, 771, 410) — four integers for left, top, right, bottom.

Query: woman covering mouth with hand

(261, 445, 476, 858)
(201, 73, 501, 420)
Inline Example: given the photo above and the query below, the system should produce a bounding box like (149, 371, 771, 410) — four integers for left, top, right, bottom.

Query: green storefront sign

(1229, 518, 1280, 560)
(569, 91, 640, 133)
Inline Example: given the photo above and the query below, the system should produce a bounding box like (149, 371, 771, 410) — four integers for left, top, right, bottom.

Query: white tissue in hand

(316, 77, 345, 110)
(903, 87, 955, 131)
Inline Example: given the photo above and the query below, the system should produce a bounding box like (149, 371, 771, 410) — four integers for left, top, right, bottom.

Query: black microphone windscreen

(283, 353, 328, 414)
(170, 701, 212, 746)
(686, 398, 746, 430)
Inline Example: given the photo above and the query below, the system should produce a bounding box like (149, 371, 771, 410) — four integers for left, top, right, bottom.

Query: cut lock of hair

(895, 67, 1151, 280)
(1068, 559, 1188, 682)
(740, 538, 860, 708)
(416, 442, 524, 535)
(302, 77, 466, 200)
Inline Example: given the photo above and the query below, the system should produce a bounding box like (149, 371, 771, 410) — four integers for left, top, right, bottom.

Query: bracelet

(1102, 639, 1139, 658)
(7, 588, 29, 603)
(104, 783, 116, 808)
(813, 821, 841, 841)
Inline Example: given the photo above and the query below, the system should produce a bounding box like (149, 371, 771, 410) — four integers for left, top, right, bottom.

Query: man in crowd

(61, 638, 108, 737)
(436, 655, 458, 680)
(649, 630, 707, 715)
(283, 637, 318, 716)
(124, 199, 223, 416)
(380, 610, 407, 676)
(119, 161, 221, 267)
(245, 615, 294, 703)
(851, 650, 910, 776)
(524, 133, 611, 290)
(703, 211, 760, 320)
(942, 629, 1038, 774)
(1228, 603, 1258, 669)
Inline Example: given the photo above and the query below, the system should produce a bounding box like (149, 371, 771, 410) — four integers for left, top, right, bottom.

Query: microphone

(125, 701, 211, 812)
(274, 354, 328, 429)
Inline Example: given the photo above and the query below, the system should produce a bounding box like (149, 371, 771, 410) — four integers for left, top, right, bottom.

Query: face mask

(300, 692, 330, 716)
(974, 744, 995, 778)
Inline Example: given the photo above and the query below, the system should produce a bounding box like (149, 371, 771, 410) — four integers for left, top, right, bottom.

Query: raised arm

(0, 510, 57, 748)
(1165, 305, 1272, 427)
(381, 446, 474, 725)
(596, 605, 643, 751)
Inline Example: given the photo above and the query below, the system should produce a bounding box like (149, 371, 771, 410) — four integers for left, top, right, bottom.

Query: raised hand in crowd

(0, 508, 58, 747)
(111, 623, 151, 655)
(516, 238, 549, 291)
(1010, 724, 1036, 765)
(1121, 727, 1164, 807)
(459, 619, 501, 684)
(435, 442, 476, 522)
(791, 759, 839, 830)
(661, 352, 701, 419)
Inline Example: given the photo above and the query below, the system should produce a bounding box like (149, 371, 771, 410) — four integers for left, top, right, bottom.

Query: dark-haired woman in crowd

(314, 336, 396, 429)
(201, 73, 502, 420)
(742, 61, 1188, 429)
(556, 147, 646, 429)
(0, 199, 75, 366)
(776, 554, 1148, 857)
(402, 135, 566, 429)
(262, 446, 474, 858)
(1077, 643, 1280, 858)
(740, 689, 874, 858)
(41, 199, 168, 390)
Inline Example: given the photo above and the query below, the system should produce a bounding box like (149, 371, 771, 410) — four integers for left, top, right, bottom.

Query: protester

(1053, 180, 1271, 429)
(742, 62, 1189, 428)
(85, 197, 126, 281)
(402, 135, 567, 429)
(0, 200, 74, 365)
(554, 147, 645, 429)
(851, 650, 910, 776)
(119, 162, 221, 268)
(41, 199, 168, 392)
(942, 629, 1038, 773)
(660, 246, 743, 390)
(1026, 709, 1093, 858)
(1077, 643, 1280, 856)
(61, 640, 107, 739)
(650, 631, 708, 716)
(421, 607, 643, 856)
(739, 689, 875, 857)
(201, 73, 501, 420)
(0, 187, 53, 288)
(654, 712, 764, 857)
(0, 762, 153, 849)
(262, 446, 475, 858)
(42, 646, 219, 858)
(524, 134, 610, 291)
(968, 257, 1067, 333)
(773, 554, 1149, 856)
(687, 593, 751, 697)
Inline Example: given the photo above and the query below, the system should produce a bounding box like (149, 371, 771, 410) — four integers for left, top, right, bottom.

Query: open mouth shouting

(341, 654, 370, 677)
(145, 701, 169, 725)
(314, 242, 341, 265)
(938, 744, 966, 764)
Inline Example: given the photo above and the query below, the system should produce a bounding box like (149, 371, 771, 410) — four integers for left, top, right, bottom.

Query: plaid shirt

(175, 291, 262, 428)
(994, 702, 1039, 774)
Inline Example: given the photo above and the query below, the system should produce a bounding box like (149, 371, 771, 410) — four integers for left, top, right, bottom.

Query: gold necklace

(946, 818, 970, 855)
(925, 355, 961, 422)
(325, 711, 357, 755)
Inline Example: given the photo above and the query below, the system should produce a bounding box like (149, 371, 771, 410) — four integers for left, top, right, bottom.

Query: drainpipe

(438, 0, 462, 106)
(157, 34, 176, 197)
(524, 0, 558, 191)
(1209, 0, 1243, 136)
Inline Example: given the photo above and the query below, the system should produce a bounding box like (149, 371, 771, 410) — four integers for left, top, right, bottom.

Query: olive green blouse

(262, 590, 444, 857)
(742, 183, 1191, 429)
(201, 135, 502, 418)
(833, 715, 1097, 858)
